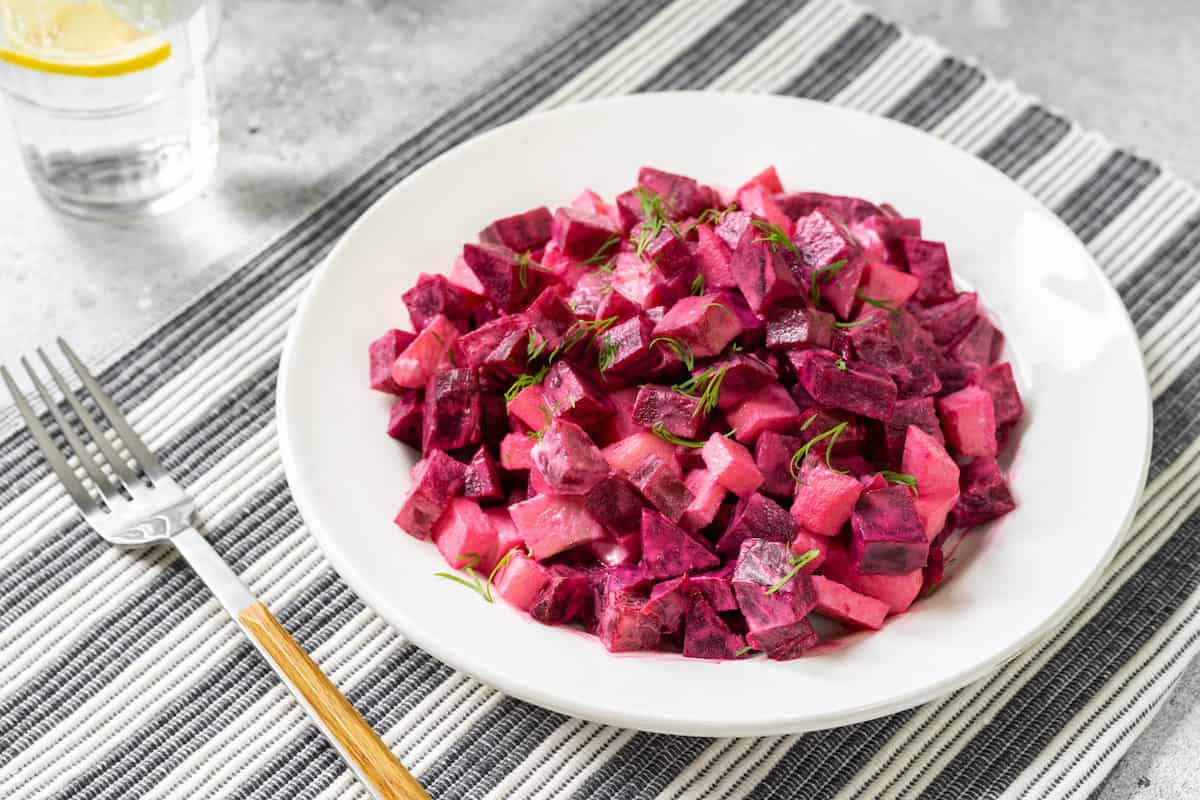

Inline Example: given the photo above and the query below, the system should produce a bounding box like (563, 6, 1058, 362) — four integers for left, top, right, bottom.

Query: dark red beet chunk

(683, 590, 746, 659)
(972, 362, 1024, 427)
(774, 191, 882, 224)
(901, 237, 957, 305)
(530, 565, 592, 625)
(951, 458, 1016, 528)
(730, 238, 802, 315)
(913, 292, 978, 345)
(542, 360, 615, 428)
(715, 210, 753, 250)
(553, 207, 619, 260)
(386, 390, 423, 449)
(882, 397, 943, 463)
(715, 493, 797, 555)
(948, 315, 998, 367)
(600, 316, 655, 378)
(526, 287, 578, 351)
(732, 539, 818, 660)
(403, 273, 477, 332)
(712, 352, 778, 410)
(851, 485, 929, 575)
(393, 449, 466, 540)
(755, 431, 804, 499)
(584, 474, 646, 536)
(369, 329, 415, 394)
(765, 303, 835, 351)
(453, 314, 530, 374)
(462, 242, 534, 312)
(637, 166, 713, 219)
(422, 368, 481, 452)
(792, 349, 898, 421)
(479, 206, 553, 253)
(851, 215, 921, 267)
(641, 229, 694, 279)
(640, 508, 720, 579)
(463, 447, 504, 502)
(630, 456, 694, 523)
(632, 385, 702, 439)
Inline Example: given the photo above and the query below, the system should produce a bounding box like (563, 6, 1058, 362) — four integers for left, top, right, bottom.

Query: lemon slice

(0, 0, 171, 77)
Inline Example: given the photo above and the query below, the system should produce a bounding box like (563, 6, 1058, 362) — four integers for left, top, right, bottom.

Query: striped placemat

(3, 1, 1198, 797)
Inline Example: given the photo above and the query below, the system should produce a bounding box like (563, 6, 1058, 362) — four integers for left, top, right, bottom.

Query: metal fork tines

(1, 338, 191, 544)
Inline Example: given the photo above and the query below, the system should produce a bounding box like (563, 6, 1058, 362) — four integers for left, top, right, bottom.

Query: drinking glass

(0, 0, 220, 218)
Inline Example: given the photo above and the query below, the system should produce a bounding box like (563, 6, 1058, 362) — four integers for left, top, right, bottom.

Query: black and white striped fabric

(2, 1, 1197, 797)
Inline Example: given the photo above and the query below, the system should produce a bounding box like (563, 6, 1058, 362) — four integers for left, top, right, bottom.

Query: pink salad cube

(937, 385, 998, 458)
(701, 433, 764, 498)
(509, 493, 606, 560)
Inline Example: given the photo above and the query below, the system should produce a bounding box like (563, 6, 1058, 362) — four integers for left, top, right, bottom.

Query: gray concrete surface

(0, 1, 1195, 796)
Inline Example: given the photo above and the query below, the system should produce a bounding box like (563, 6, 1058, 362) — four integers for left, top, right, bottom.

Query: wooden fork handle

(239, 602, 431, 800)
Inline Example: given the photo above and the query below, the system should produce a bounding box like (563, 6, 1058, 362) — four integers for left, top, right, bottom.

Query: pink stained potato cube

(393, 449, 467, 540)
(754, 431, 804, 499)
(499, 432, 536, 471)
(811, 576, 889, 630)
(509, 493, 606, 560)
(715, 209, 753, 250)
(640, 508, 720, 580)
(791, 348, 897, 422)
(849, 215, 921, 268)
(449, 253, 486, 295)
(389, 314, 459, 389)
(738, 165, 784, 195)
(902, 425, 961, 540)
(937, 385, 998, 458)
(791, 454, 863, 536)
(479, 206, 553, 253)
(732, 539, 818, 660)
(693, 224, 737, 290)
(901, 237, 957, 306)
(596, 591, 661, 653)
(821, 542, 923, 615)
(701, 433, 764, 498)
(369, 329, 416, 394)
(789, 527, 828, 573)
(572, 188, 616, 222)
(611, 251, 681, 310)
(507, 384, 550, 432)
(857, 262, 919, 309)
(726, 383, 802, 445)
(385, 391, 423, 450)
(433, 497, 500, 572)
(632, 384, 703, 440)
(882, 397, 943, 464)
(531, 419, 609, 495)
(629, 456, 694, 523)
(553, 206, 619, 260)
(716, 492, 797, 555)
(681, 468, 726, 532)
(971, 361, 1025, 428)
(494, 552, 553, 611)
(602, 432, 680, 477)
(683, 590, 747, 660)
(651, 294, 745, 358)
(736, 185, 793, 233)
(850, 485, 929, 575)
(485, 507, 524, 555)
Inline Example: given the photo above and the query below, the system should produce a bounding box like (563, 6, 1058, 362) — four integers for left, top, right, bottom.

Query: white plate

(277, 92, 1151, 735)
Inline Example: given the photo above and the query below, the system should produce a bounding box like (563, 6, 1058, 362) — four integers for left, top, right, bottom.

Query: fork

(3, 340, 431, 800)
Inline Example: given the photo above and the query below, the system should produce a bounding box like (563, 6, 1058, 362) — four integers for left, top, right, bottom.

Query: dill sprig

(514, 250, 533, 289)
(552, 315, 618, 361)
(430, 330, 457, 367)
(674, 364, 728, 417)
(810, 258, 849, 307)
(789, 421, 849, 480)
(582, 234, 620, 268)
(880, 470, 919, 497)
(750, 219, 800, 256)
(696, 204, 738, 226)
(598, 332, 620, 376)
(527, 329, 548, 360)
(690, 273, 706, 295)
(833, 315, 877, 329)
(857, 293, 900, 315)
(632, 186, 680, 257)
(764, 549, 821, 595)
(650, 336, 695, 371)
(504, 365, 548, 403)
(650, 422, 707, 448)
(434, 546, 529, 603)
(526, 405, 553, 441)
(800, 412, 818, 431)
(834, 357, 848, 371)
(733, 644, 754, 658)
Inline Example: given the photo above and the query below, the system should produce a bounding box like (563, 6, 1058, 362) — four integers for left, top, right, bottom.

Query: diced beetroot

(811, 576, 888, 630)
(755, 431, 804, 499)
(857, 262, 919, 309)
(596, 288, 645, 326)
(403, 273, 477, 333)
(553, 206, 619, 260)
(594, 387, 642, 446)
(543, 360, 615, 428)
(726, 383, 802, 444)
(850, 215, 921, 268)
(693, 224, 737, 289)
(937, 385, 998, 458)
(793, 210, 863, 318)
(567, 270, 610, 319)
(421, 368, 482, 452)
(729, 237, 802, 315)
(641, 228, 693, 279)
(510, 493, 606, 559)
(712, 352, 778, 410)
(936, 360, 976, 395)
(463, 447, 504, 502)
(572, 188, 616, 222)
(715, 209, 753, 250)
(701, 433, 764, 498)
(791, 454, 863, 536)
(587, 531, 643, 567)
(691, 565, 739, 611)
(598, 316, 655, 377)
(611, 251, 681, 310)
(951, 457, 1016, 527)
(640, 508, 720, 579)
(681, 468, 726, 532)
(846, 314, 904, 373)
(602, 432, 680, 477)
(462, 242, 537, 312)
(530, 565, 592, 625)
(789, 528, 827, 572)
(369, 329, 416, 393)
(901, 238, 957, 305)
(596, 590, 661, 653)
(386, 391, 423, 449)
(393, 449, 467, 540)
(494, 552, 553, 611)
(737, 185, 793, 232)
(508, 383, 549, 431)
(637, 166, 711, 219)
(765, 304, 835, 351)
(948, 315, 997, 368)
(733, 539, 818, 660)
(645, 577, 689, 634)
(716, 493, 797, 555)
(485, 507, 524, 555)
(454, 314, 530, 373)
(792, 349, 897, 421)
(683, 590, 747, 660)
(913, 292, 978, 345)
(923, 541, 946, 596)
(499, 432, 535, 471)
(774, 192, 883, 225)
(630, 456, 695, 522)
(390, 314, 459, 389)
(738, 166, 784, 195)
(651, 294, 744, 358)
(794, 408, 868, 456)
(972, 362, 1024, 428)
(449, 254, 486, 295)
(883, 397, 943, 463)
(479, 206, 553, 253)
(526, 287, 578, 351)
(851, 485, 929, 575)
(632, 384, 702, 439)
(531, 419, 609, 495)
(433, 497, 500, 572)
(821, 542, 922, 615)
(584, 474, 645, 537)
